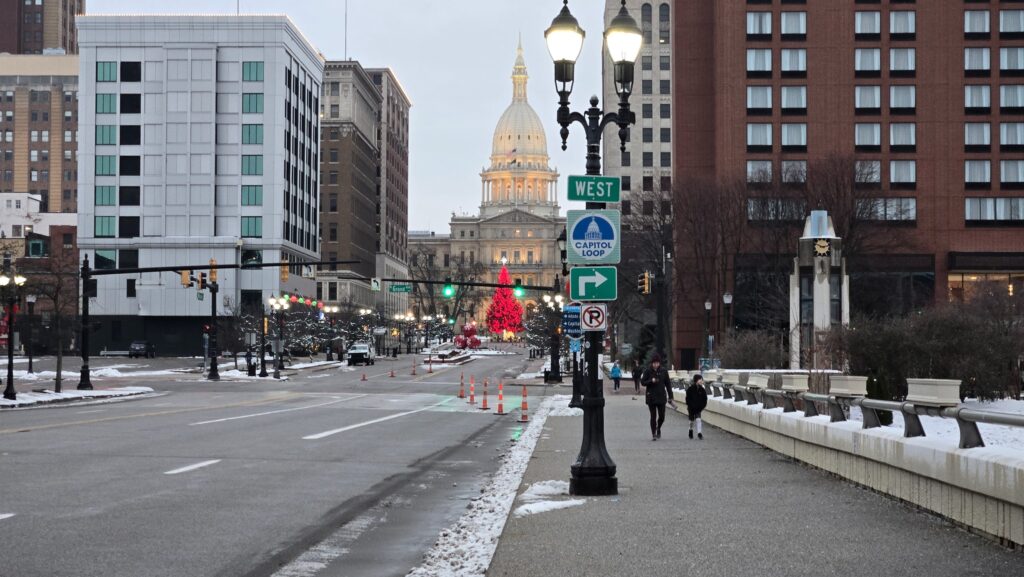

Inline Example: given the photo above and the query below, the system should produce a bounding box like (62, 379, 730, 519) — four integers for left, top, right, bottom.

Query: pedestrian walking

(631, 362, 642, 394)
(686, 374, 709, 440)
(610, 362, 622, 392)
(640, 354, 673, 441)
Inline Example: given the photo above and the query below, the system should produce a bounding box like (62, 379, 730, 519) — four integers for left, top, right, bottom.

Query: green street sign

(569, 266, 618, 301)
(567, 175, 621, 203)
(389, 284, 412, 293)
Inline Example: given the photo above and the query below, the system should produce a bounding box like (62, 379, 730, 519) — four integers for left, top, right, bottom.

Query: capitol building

(409, 43, 565, 322)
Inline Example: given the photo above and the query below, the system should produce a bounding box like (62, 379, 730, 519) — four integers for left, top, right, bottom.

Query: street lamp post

(77, 255, 93, 390)
(1, 252, 28, 401)
(259, 304, 268, 377)
(325, 305, 339, 361)
(268, 296, 290, 379)
(543, 294, 563, 383)
(546, 0, 641, 497)
(704, 299, 713, 361)
(25, 294, 35, 375)
(722, 292, 733, 347)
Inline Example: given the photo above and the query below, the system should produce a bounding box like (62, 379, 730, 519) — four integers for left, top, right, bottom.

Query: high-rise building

(317, 60, 380, 309)
(76, 15, 323, 353)
(366, 68, 411, 318)
(672, 2, 1024, 369)
(0, 0, 85, 55)
(0, 54, 79, 214)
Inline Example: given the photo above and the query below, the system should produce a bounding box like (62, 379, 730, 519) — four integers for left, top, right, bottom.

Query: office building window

(890, 160, 917, 187)
(781, 85, 807, 113)
(660, 55, 670, 70)
(241, 216, 263, 237)
(890, 11, 916, 39)
(242, 61, 265, 82)
(890, 48, 916, 75)
(659, 2, 670, 44)
(965, 11, 991, 38)
(856, 160, 882, 184)
(660, 152, 671, 166)
(1002, 85, 1024, 112)
(622, 175, 631, 191)
(643, 152, 653, 167)
(621, 150, 631, 166)
(747, 123, 773, 151)
(96, 93, 116, 114)
(119, 216, 140, 238)
(1002, 160, 1024, 185)
(855, 85, 881, 112)
(96, 125, 116, 145)
(965, 160, 992, 185)
(781, 12, 807, 40)
(242, 124, 263, 144)
(890, 123, 916, 151)
(120, 125, 140, 145)
(857, 198, 917, 222)
(965, 48, 992, 76)
(96, 61, 116, 82)
(95, 216, 115, 237)
(241, 155, 263, 175)
(642, 103, 653, 119)
(95, 185, 115, 206)
(95, 250, 116, 270)
(781, 48, 806, 77)
(119, 186, 140, 206)
(747, 160, 773, 183)
(660, 79, 670, 94)
(855, 11, 881, 39)
(966, 122, 992, 151)
(642, 176, 654, 192)
(120, 156, 140, 176)
(242, 185, 263, 205)
(856, 123, 881, 150)
(643, 127, 653, 142)
(242, 93, 264, 113)
(661, 127, 671, 142)
(747, 49, 772, 76)
(747, 86, 772, 113)
(121, 62, 141, 83)
(782, 160, 807, 183)
(95, 155, 116, 176)
(781, 123, 807, 151)
(1001, 122, 1024, 150)
(1000, 10, 1024, 37)
(642, 3, 652, 44)
(890, 85, 917, 113)
(642, 79, 652, 94)
(855, 48, 881, 75)
(747, 12, 772, 39)
(642, 55, 652, 71)
(965, 197, 1024, 222)
(966, 84, 992, 111)
(660, 103, 671, 118)
(1001, 47, 1024, 74)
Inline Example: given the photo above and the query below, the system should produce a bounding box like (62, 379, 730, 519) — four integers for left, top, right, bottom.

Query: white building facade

(76, 15, 323, 353)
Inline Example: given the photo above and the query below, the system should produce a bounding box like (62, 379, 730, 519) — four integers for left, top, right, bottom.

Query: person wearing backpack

(610, 361, 622, 392)
(686, 374, 709, 440)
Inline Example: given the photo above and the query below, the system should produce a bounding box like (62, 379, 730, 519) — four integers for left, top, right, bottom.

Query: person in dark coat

(686, 374, 710, 440)
(631, 363, 642, 394)
(640, 354, 673, 440)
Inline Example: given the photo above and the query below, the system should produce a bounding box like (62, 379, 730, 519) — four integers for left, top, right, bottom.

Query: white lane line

(0, 513, 15, 521)
(189, 395, 367, 426)
(303, 399, 451, 440)
(163, 459, 221, 475)
(76, 409, 107, 414)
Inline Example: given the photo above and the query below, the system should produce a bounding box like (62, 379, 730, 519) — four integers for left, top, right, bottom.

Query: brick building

(0, 0, 84, 55)
(672, 1, 1024, 369)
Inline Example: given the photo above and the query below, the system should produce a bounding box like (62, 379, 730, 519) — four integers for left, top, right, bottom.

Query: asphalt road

(0, 350, 539, 577)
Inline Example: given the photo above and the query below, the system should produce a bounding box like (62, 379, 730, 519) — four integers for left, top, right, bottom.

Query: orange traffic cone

(495, 381, 507, 415)
(469, 382, 476, 405)
(480, 379, 490, 410)
(389, 369, 395, 378)
(411, 356, 417, 376)
(458, 373, 466, 399)
(361, 372, 367, 382)
(518, 385, 529, 423)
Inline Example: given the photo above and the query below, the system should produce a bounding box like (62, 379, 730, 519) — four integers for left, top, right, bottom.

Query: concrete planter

(781, 374, 809, 393)
(747, 374, 769, 389)
(828, 375, 868, 397)
(721, 373, 738, 385)
(906, 378, 961, 407)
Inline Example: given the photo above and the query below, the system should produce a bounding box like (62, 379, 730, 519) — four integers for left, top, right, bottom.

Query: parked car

(128, 340, 156, 358)
(345, 343, 376, 366)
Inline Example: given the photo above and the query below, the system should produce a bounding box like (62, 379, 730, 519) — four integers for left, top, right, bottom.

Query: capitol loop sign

(566, 210, 621, 265)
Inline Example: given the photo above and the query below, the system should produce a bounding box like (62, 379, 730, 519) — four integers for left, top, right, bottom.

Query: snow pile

(0, 386, 154, 408)
(14, 370, 79, 381)
(287, 360, 338, 370)
(512, 480, 585, 518)
(89, 367, 179, 378)
(406, 395, 563, 577)
(468, 349, 517, 357)
(218, 369, 288, 381)
(547, 395, 583, 417)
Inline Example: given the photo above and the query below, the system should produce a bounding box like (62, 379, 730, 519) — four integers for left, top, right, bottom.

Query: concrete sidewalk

(488, 390, 1021, 577)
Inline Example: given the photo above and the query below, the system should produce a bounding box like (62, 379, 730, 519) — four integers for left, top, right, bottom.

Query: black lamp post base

(569, 474, 618, 496)
(77, 368, 93, 390)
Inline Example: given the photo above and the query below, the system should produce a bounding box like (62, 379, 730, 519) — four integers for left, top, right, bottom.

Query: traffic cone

(458, 373, 466, 399)
(389, 369, 395, 378)
(411, 356, 417, 376)
(469, 382, 476, 405)
(518, 385, 529, 423)
(480, 379, 489, 410)
(495, 380, 507, 415)
(361, 372, 367, 382)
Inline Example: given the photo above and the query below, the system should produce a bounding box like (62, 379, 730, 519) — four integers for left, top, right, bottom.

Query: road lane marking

(189, 395, 367, 426)
(75, 409, 107, 414)
(303, 399, 451, 440)
(164, 460, 221, 475)
(0, 513, 14, 521)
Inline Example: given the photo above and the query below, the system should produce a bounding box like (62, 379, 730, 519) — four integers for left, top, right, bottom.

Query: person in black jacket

(631, 363, 642, 394)
(686, 374, 710, 440)
(640, 354, 673, 440)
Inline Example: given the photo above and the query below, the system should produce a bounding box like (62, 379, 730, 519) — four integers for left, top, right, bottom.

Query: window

(329, 223, 338, 242)
(643, 127, 653, 142)
(966, 84, 992, 111)
(782, 160, 807, 184)
(621, 175, 631, 191)
(1001, 47, 1024, 74)
(642, 55, 652, 71)
(781, 48, 807, 76)
(95, 249, 116, 270)
(1001, 10, 1024, 37)
(659, 79, 670, 94)
(1001, 122, 1024, 151)
(242, 61, 265, 82)
(890, 48, 916, 75)
(855, 49, 881, 75)
(856, 123, 881, 150)
(621, 200, 632, 215)
(120, 125, 140, 145)
(855, 85, 881, 112)
(660, 151, 671, 166)
(95, 155, 116, 176)
(642, 80, 652, 94)
(747, 123, 773, 151)
(966, 122, 992, 150)
(242, 93, 264, 113)
(95, 125, 116, 145)
(329, 194, 337, 211)
(890, 85, 916, 113)
(890, 160, 916, 187)
(642, 152, 653, 167)
(120, 156, 140, 176)
(643, 176, 654, 191)
(95, 216, 115, 237)
(747, 12, 771, 39)
(855, 11, 881, 39)
(660, 55, 670, 70)
(95, 185, 115, 206)
(747, 86, 772, 113)
(965, 160, 992, 186)
(642, 103, 653, 119)
(857, 198, 917, 222)
(661, 127, 671, 142)
(242, 124, 263, 144)
(1003, 160, 1024, 186)
(890, 123, 916, 151)
(890, 11, 916, 39)
(747, 198, 806, 222)
(119, 186, 140, 206)
(781, 123, 807, 151)
(659, 3, 670, 44)
(126, 279, 136, 298)
(856, 160, 881, 184)
(641, 3, 652, 44)
(96, 61, 116, 82)
(120, 62, 141, 82)
(965, 197, 1024, 222)
(96, 94, 116, 114)
(746, 49, 772, 76)
(747, 160, 773, 183)
(241, 155, 263, 175)
(965, 10, 991, 38)
(119, 216, 139, 238)
(242, 185, 263, 205)
(1002, 85, 1024, 112)
(120, 94, 141, 114)
(965, 48, 992, 76)
(781, 86, 807, 113)
(241, 216, 263, 237)
(621, 150, 631, 166)
(781, 12, 807, 40)
(660, 103, 671, 118)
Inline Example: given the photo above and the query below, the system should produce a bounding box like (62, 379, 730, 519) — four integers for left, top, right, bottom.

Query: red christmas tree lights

(486, 265, 524, 335)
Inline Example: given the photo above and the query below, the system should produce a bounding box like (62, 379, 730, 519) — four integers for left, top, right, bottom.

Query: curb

(0, 389, 155, 410)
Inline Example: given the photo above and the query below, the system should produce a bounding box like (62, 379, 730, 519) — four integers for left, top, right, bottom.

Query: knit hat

(651, 354, 662, 364)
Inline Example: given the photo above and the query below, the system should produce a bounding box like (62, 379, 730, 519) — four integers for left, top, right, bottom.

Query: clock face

(814, 239, 831, 256)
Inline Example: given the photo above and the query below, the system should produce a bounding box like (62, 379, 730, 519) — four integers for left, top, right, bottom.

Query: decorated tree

(486, 266, 524, 336)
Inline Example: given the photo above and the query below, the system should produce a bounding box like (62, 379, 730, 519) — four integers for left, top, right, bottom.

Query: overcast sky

(90, 0, 607, 231)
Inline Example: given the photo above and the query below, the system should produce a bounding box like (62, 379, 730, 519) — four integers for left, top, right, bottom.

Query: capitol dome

(490, 43, 549, 164)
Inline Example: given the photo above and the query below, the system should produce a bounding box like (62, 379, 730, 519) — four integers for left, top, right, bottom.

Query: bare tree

(407, 244, 488, 323)
(18, 241, 78, 393)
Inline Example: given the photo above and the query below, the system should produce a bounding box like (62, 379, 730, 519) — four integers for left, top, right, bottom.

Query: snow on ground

(286, 360, 337, 370)
(89, 367, 180, 378)
(512, 479, 585, 518)
(0, 386, 154, 408)
(14, 370, 79, 381)
(406, 395, 567, 577)
(468, 349, 517, 357)
(547, 396, 583, 417)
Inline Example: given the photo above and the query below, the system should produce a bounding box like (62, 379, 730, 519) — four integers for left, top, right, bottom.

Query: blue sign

(567, 210, 621, 265)
(569, 339, 582, 353)
(562, 304, 582, 338)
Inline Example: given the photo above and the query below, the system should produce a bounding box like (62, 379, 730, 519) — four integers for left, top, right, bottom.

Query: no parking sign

(580, 303, 608, 332)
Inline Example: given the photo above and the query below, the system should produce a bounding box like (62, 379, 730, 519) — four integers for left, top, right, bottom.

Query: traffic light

(442, 277, 455, 298)
(209, 258, 217, 283)
(199, 272, 208, 290)
(181, 270, 192, 287)
(637, 272, 652, 295)
(513, 279, 525, 298)
(280, 263, 289, 283)
(263, 317, 269, 335)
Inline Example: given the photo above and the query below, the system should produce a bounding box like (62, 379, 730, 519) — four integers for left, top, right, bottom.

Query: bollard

(480, 378, 489, 410)
(411, 355, 417, 376)
(458, 372, 465, 399)
(495, 381, 507, 415)
(389, 369, 395, 378)
(361, 372, 367, 382)
(518, 385, 529, 423)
